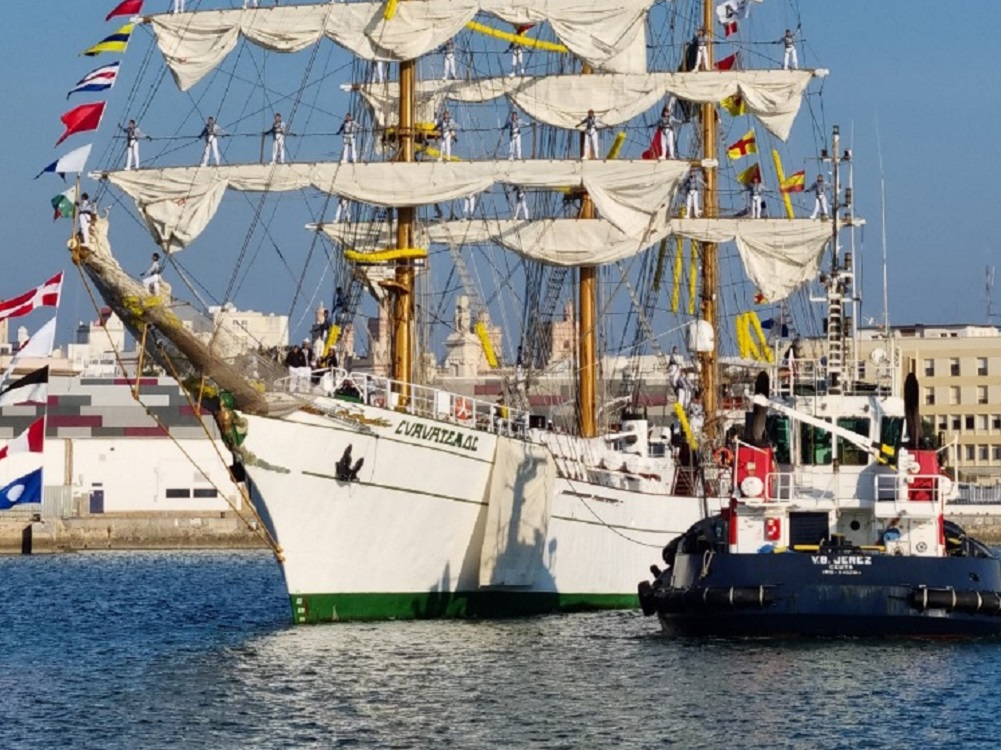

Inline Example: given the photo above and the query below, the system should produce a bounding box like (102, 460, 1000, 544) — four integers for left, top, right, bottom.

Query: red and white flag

(0, 418, 45, 462)
(0, 273, 63, 323)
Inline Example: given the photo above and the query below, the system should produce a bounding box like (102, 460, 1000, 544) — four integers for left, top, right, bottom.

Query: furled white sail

(361, 70, 824, 141)
(672, 218, 832, 301)
(99, 160, 689, 251)
(152, 0, 653, 91)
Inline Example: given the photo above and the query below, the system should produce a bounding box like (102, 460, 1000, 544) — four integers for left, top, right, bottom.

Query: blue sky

(0, 1, 997, 348)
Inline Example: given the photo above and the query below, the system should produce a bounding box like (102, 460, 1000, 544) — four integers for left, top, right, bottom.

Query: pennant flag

(35, 144, 93, 180)
(106, 0, 143, 21)
(0, 318, 57, 397)
(0, 418, 45, 462)
(0, 468, 43, 510)
(721, 94, 746, 117)
(514, 23, 535, 35)
(727, 129, 757, 159)
(0, 274, 63, 323)
(715, 52, 738, 71)
(754, 292, 768, 304)
(641, 131, 664, 161)
(67, 62, 120, 99)
(780, 169, 806, 193)
(736, 162, 761, 186)
(83, 23, 134, 56)
(51, 187, 77, 221)
(56, 102, 106, 146)
(0, 367, 49, 408)
(724, 21, 738, 37)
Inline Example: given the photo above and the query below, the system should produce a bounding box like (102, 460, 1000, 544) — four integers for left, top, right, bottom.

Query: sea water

(1, 550, 998, 749)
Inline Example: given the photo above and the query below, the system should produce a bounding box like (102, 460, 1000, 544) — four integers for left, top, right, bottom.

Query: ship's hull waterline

(240, 399, 707, 623)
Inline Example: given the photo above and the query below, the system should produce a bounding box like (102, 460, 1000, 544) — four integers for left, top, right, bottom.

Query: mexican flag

(51, 186, 77, 221)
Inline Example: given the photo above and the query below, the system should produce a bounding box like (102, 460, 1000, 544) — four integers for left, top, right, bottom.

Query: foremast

(698, 0, 719, 440)
(392, 20, 416, 402)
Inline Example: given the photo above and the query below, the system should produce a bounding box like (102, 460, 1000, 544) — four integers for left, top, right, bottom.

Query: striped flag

(727, 129, 757, 159)
(0, 468, 43, 510)
(0, 275, 63, 323)
(67, 62, 120, 99)
(35, 144, 93, 180)
(83, 23, 134, 56)
(0, 418, 45, 462)
(0, 367, 49, 408)
(780, 170, 806, 193)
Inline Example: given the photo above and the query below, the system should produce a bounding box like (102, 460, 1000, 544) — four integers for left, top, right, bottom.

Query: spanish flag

(83, 24, 133, 56)
(780, 170, 806, 193)
(727, 129, 757, 160)
(736, 162, 761, 186)
(721, 94, 746, 116)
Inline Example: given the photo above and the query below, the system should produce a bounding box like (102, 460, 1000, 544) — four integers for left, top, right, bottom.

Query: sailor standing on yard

(694, 27, 710, 71)
(173, 0, 184, 12)
(778, 28, 798, 70)
(506, 41, 525, 77)
(503, 110, 522, 160)
(513, 185, 529, 220)
(264, 112, 288, 164)
(337, 113, 358, 164)
(441, 38, 457, 81)
(462, 192, 478, 219)
(120, 120, 149, 170)
(808, 173, 829, 220)
(333, 196, 351, 224)
(684, 168, 703, 219)
(438, 110, 456, 161)
(199, 116, 224, 166)
(654, 106, 678, 160)
(749, 174, 766, 218)
(577, 109, 605, 160)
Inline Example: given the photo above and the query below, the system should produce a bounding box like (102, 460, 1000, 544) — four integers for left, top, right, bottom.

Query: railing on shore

(277, 367, 531, 437)
(951, 484, 1001, 505)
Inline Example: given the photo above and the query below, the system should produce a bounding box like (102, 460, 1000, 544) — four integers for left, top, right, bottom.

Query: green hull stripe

(288, 591, 639, 623)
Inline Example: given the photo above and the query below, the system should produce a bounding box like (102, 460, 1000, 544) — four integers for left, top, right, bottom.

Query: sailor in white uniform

(779, 28, 798, 70)
(333, 197, 351, 224)
(442, 39, 457, 81)
(513, 185, 529, 220)
(372, 60, 386, 83)
(506, 42, 525, 77)
(654, 106, 678, 160)
(684, 168, 703, 219)
(142, 252, 163, 295)
(199, 116, 224, 166)
(749, 174, 766, 218)
(264, 112, 288, 164)
(337, 113, 358, 164)
(438, 110, 456, 161)
(808, 174, 829, 220)
(577, 109, 605, 160)
(120, 119, 148, 170)
(243, 0, 259, 7)
(173, 0, 184, 12)
(694, 27, 710, 71)
(77, 192, 95, 246)
(463, 192, 478, 219)
(503, 111, 522, 160)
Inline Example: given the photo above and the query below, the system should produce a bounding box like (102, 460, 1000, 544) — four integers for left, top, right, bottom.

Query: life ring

(713, 446, 734, 467)
(372, 396, 386, 408)
(454, 397, 472, 421)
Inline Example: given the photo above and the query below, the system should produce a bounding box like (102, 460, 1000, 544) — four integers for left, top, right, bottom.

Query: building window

(966, 415, 975, 431)
(950, 358, 960, 376)
(924, 387, 935, 406)
(938, 415, 948, 431)
(950, 386, 961, 405)
(993, 446, 1001, 461)
(978, 386, 989, 405)
(993, 415, 1001, 431)
(978, 357, 989, 376)
(966, 445, 976, 461)
(193, 488, 219, 498)
(980, 445, 990, 461)
(952, 415, 961, 431)
(165, 488, 191, 499)
(978, 414, 989, 431)
(924, 358, 935, 377)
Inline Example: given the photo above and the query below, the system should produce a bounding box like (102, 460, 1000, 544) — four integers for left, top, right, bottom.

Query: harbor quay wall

(0, 512, 266, 554)
(946, 506, 1001, 544)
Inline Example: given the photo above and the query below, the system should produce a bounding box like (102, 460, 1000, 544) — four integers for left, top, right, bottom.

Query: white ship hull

(240, 398, 710, 622)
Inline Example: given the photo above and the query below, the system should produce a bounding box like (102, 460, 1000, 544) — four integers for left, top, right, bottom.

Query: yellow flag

(721, 94, 746, 116)
(736, 162, 761, 186)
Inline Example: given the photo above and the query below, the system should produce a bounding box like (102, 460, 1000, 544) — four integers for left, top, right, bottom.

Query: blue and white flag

(0, 468, 42, 510)
(67, 61, 120, 99)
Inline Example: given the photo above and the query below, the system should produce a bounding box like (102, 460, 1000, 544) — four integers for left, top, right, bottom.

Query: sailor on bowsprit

(513, 185, 529, 220)
(77, 192, 96, 246)
(778, 28, 798, 70)
(441, 38, 457, 81)
(506, 41, 525, 77)
(684, 168, 703, 219)
(438, 110, 457, 161)
(337, 113, 358, 164)
(503, 110, 522, 160)
(694, 27, 710, 71)
(264, 112, 288, 164)
(654, 106, 678, 160)
(199, 116, 224, 166)
(808, 173, 829, 220)
(120, 119, 149, 170)
(577, 109, 605, 160)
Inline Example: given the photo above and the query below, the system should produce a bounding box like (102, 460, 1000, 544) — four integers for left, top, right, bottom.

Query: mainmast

(826, 124, 846, 395)
(578, 64, 598, 438)
(391, 42, 416, 401)
(697, 1, 719, 439)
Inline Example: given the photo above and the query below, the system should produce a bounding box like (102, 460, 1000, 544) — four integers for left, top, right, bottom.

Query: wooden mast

(697, 1, 719, 439)
(392, 47, 416, 401)
(578, 64, 598, 438)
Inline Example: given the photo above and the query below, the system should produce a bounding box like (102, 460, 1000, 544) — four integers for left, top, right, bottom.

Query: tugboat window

(880, 417, 904, 460)
(766, 415, 791, 464)
(800, 420, 832, 466)
(837, 417, 871, 466)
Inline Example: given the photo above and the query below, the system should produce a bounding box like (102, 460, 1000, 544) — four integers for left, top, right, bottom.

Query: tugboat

(638, 366, 1001, 637)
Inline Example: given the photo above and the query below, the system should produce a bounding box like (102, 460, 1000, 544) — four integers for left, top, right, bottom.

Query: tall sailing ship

(67, 0, 838, 622)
